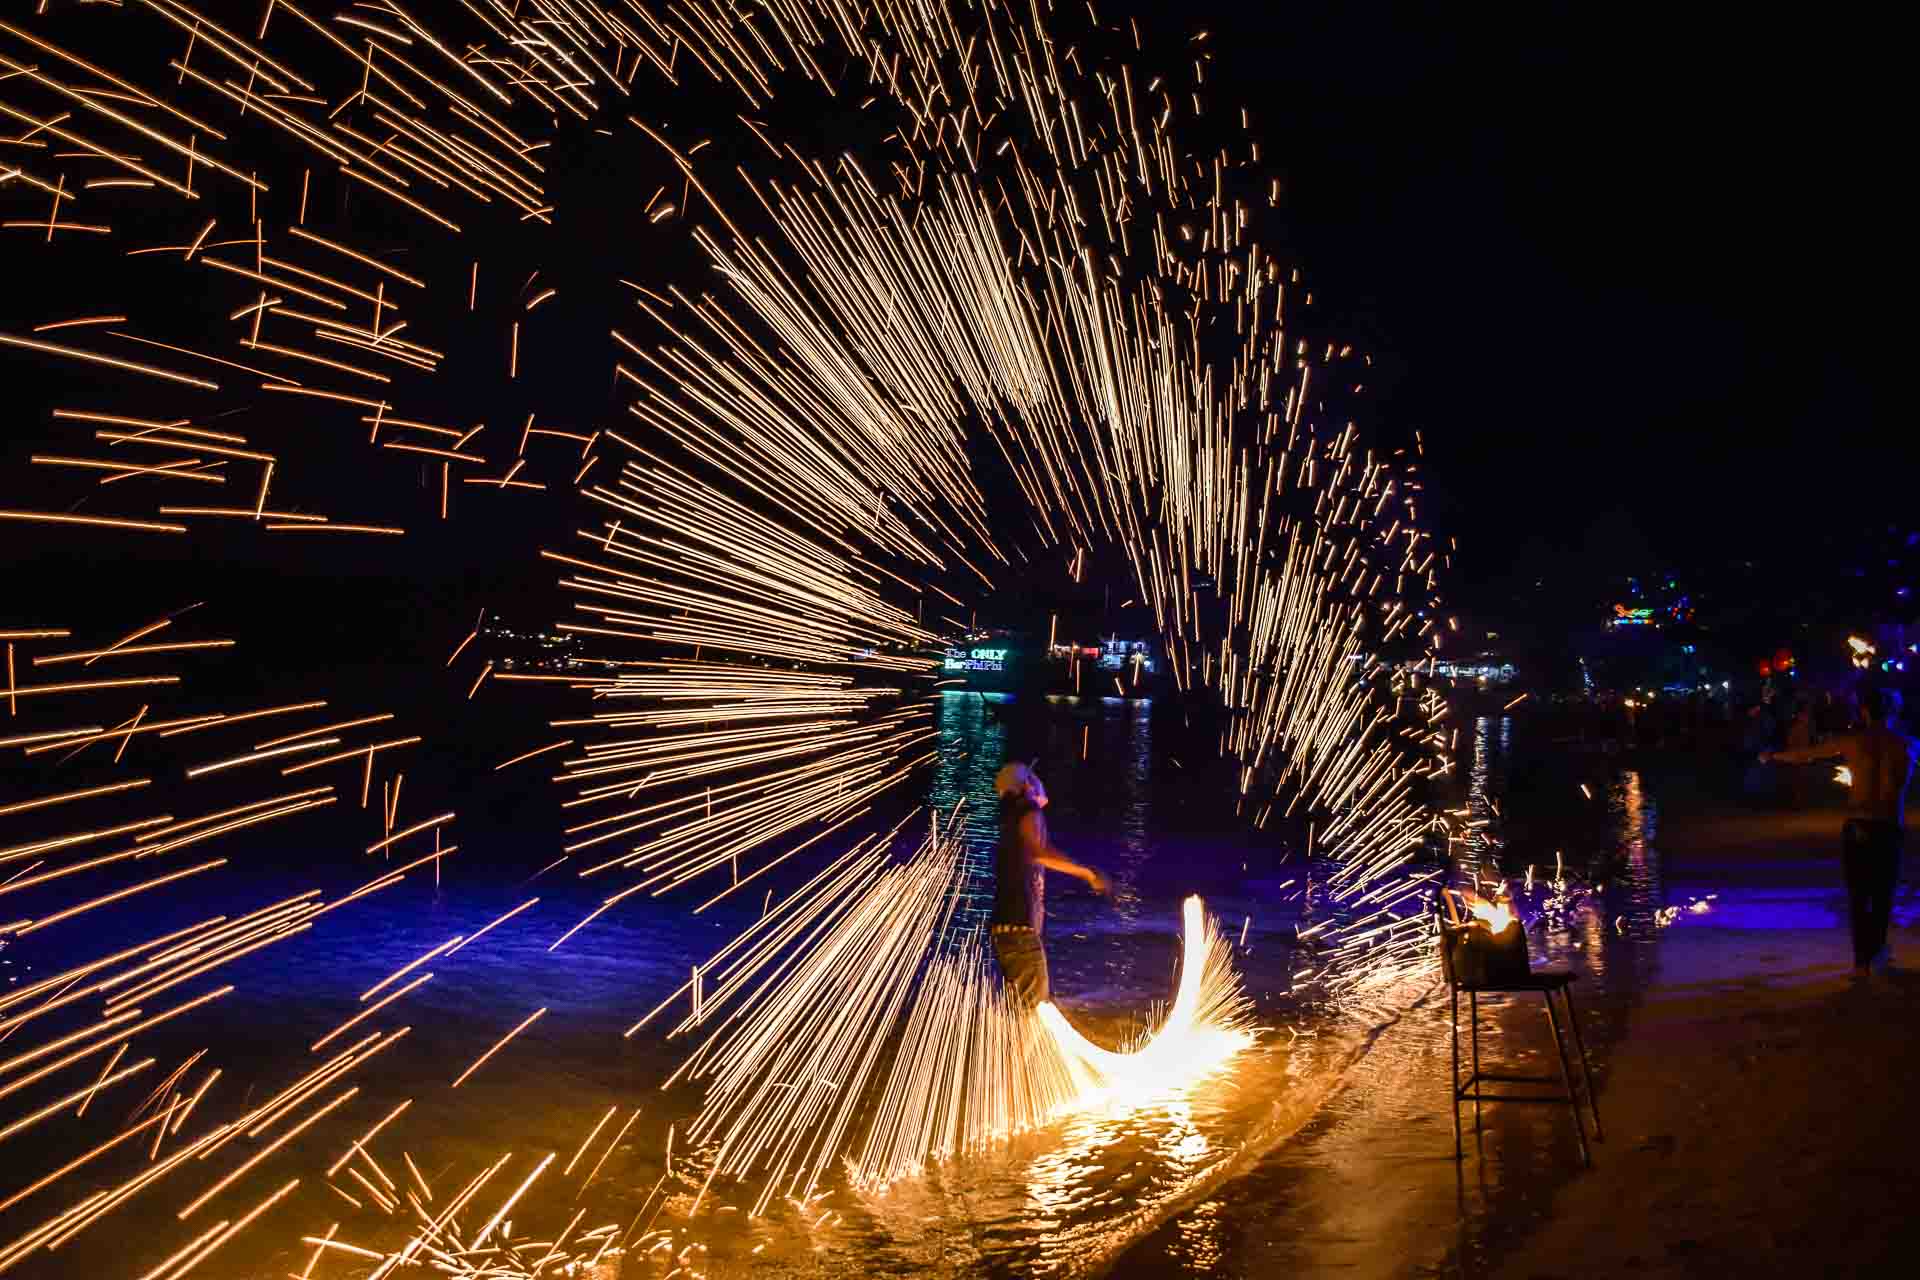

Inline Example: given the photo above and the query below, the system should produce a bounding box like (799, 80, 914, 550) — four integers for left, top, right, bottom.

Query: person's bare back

(1764, 688, 1916, 974)
(1770, 723, 1917, 826)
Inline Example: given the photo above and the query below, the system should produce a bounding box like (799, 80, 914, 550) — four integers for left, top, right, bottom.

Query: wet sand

(11, 708, 1913, 1278)
(1484, 803, 1920, 1280)
(1, 694, 1334, 1280)
(1117, 790, 1920, 1278)
(1485, 922, 1920, 1279)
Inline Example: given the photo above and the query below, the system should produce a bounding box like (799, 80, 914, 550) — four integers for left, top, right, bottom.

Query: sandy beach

(1116, 784, 1920, 1278)
(1485, 926, 1920, 1279)
(1484, 803, 1920, 1280)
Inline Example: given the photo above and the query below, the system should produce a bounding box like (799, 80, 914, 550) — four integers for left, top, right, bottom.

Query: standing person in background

(1765, 688, 1919, 976)
(1817, 690, 1847, 736)
(1786, 698, 1814, 752)
(1784, 698, 1816, 807)
(991, 762, 1111, 1008)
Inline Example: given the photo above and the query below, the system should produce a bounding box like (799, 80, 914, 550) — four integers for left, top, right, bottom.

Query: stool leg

(1542, 990, 1590, 1167)
(1450, 983, 1462, 1161)
(1561, 986, 1603, 1140)
(1468, 990, 1482, 1132)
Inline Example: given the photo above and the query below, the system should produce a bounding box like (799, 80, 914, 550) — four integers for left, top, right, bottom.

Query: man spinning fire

(991, 763, 1112, 1007)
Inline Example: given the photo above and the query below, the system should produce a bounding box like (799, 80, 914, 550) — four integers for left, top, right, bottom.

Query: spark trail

(1, 0, 1457, 1271)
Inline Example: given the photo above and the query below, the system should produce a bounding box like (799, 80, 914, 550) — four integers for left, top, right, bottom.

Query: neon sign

(944, 647, 1008, 672)
(1610, 604, 1655, 627)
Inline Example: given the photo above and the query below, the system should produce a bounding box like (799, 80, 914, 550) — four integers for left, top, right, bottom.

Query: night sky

(6, 3, 1898, 627)
(1184, 3, 1897, 592)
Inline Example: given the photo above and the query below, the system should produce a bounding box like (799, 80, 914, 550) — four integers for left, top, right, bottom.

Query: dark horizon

(8, 6, 1900, 647)
(1182, 3, 1897, 602)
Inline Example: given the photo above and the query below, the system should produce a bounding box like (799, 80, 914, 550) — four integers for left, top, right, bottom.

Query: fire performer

(991, 762, 1111, 1007)
(1764, 687, 1918, 975)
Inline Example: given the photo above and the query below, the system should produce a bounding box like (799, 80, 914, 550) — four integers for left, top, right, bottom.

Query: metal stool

(1439, 900, 1602, 1166)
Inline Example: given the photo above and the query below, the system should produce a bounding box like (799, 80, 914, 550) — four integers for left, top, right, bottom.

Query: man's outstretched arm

(1021, 814, 1111, 894)
(1763, 740, 1848, 766)
(1034, 851, 1111, 894)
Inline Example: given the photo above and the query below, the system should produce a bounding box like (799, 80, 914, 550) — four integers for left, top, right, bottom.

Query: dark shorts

(992, 925, 1051, 1008)
(1841, 819, 1904, 966)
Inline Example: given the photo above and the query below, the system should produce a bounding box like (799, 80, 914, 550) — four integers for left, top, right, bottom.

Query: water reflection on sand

(1112, 715, 1688, 1276)
(25, 694, 1419, 1279)
(627, 691, 1371, 1277)
(694, 1019, 1373, 1279)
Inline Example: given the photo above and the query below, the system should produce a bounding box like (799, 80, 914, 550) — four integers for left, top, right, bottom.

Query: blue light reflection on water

(4, 694, 1330, 1280)
(924, 690, 1298, 1014)
(926, 690, 1009, 942)
(31, 701, 1843, 1279)
(1114, 714, 1759, 1277)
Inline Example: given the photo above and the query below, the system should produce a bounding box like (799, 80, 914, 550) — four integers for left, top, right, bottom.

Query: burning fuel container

(1440, 914, 1531, 987)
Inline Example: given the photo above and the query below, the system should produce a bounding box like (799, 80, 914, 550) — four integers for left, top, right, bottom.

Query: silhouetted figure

(1786, 699, 1814, 751)
(1783, 699, 1817, 807)
(1765, 688, 1919, 975)
(991, 763, 1110, 1007)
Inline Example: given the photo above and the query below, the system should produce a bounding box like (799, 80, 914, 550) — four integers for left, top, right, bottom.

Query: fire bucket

(1439, 895, 1531, 987)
